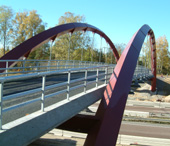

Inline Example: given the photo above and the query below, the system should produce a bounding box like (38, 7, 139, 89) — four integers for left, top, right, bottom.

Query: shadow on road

(156, 77, 170, 96)
(29, 137, 78, 146)
(130, 77, 170, 96)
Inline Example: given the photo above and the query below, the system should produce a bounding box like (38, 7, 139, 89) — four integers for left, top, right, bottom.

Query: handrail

(0, 64, 152, 129)
(0, 59, 111, 77)
(0, 65, 113, 129)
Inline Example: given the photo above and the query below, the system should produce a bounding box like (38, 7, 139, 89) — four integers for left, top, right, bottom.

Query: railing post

(57, 61, 59, 70)
(36, 62, 39, 72)
(0, 82, 3, 130)
(23, 60, 26, 73)
(41, 76, 46, 112)
(79, 61, 81, 68)
(65, 61, 68, 69)
(73, 61, 75, 68)
(5, 61, 8, 76)
(105, 66, 108, 84)
(84, 68, 87, 93)
(67, 70, 71, 100)
(48, 60, 51, 71)
(96, 67, 99, 88)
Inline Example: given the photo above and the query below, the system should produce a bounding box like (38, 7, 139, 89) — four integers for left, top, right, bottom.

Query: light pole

(91, 32, 95, 62)
(81, 31, 86, 61)
(99, 36, 102, 62)
(68, 32, 72, 61)
(49, 40, 53, 61)
(102, 47, 108, 63)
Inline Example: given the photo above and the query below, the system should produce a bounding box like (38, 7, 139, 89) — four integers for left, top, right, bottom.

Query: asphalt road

(125, 106, 170, 114)
(120, 121, 170, 139)
(3, 71, 170, 140)
(2, 71, 107, 125)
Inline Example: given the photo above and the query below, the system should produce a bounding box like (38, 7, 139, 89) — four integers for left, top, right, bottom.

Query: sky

(0, 0, 170, 51)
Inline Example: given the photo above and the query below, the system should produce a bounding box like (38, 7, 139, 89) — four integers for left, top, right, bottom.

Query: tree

(141, 38, 152, 69)
(10, 10, 47, 59)
(156, 36, 169, 74)
(141, 35, 170, 74)
(0, 5, 13, 55)
(58, 12, 85, 24)
(53, 12, 91, 61)
(11, 10, 46, 47)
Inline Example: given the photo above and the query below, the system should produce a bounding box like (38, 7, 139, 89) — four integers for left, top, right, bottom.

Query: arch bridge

(0, 23, 156, 146)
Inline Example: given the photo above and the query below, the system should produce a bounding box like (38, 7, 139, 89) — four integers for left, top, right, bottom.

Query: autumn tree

(11, 10, 46, 46)
(0, 5, 13, 55)
(156, 36, 169, 74)
(52, 12, 92, 61)
(106, 43, 125, 64)
(10, 10, 48, 59)
(141, 35, 170, 74)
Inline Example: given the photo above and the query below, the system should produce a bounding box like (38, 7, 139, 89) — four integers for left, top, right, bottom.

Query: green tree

(11, 10, 46, 47)
(156, 36, 169, 74)
(141, 35, 170, 74)
(141, 38, 152, 69)
(10, 10, 47, 59)
(0, 5, 13, 55)
(53, 12, 91, 61)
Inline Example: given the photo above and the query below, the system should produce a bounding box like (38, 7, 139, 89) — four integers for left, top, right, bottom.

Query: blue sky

(0, 0, 170, 50)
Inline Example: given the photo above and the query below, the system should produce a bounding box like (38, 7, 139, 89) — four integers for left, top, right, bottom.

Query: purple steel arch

(0, 22, 157, 145)
(84, 24, 156, 146)
(0, 23, 119, 71)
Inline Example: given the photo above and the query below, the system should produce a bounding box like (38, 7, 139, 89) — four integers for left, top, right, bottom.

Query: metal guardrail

(0, 59, 110, 76)
(0, 65, 113, 129)
(0, 60, 152, 130)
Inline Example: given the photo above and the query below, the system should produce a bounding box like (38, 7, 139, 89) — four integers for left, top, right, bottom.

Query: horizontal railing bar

(86, 74, 97, 80)
(98, 73, 106, 77)
(0, 59, 108, 64)
(45, 89, 67, 99)
(45, 82, 68, 90)
(69, 84, 84, 91)
(86, 80, 96, 85)
(3, 97, 41, 113)
(98, 77, 105, 81)
(0, 65, 109, 82)
(3, 88, 42, 101)
(70, 77, 85, 84)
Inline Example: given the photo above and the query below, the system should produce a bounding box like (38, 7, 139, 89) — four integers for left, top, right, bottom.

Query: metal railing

(0, 65, 114, 129)
(0, 61, 152, 129)
(133, 65, 152, 80)
(0, 59, 109, 76)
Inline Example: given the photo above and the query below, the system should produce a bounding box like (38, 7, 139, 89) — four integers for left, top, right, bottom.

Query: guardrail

(0, 59, 152, 78)
(0, 59, 110, 76)
(0, 61, 152, 130)
(0, 65, 114, 129)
